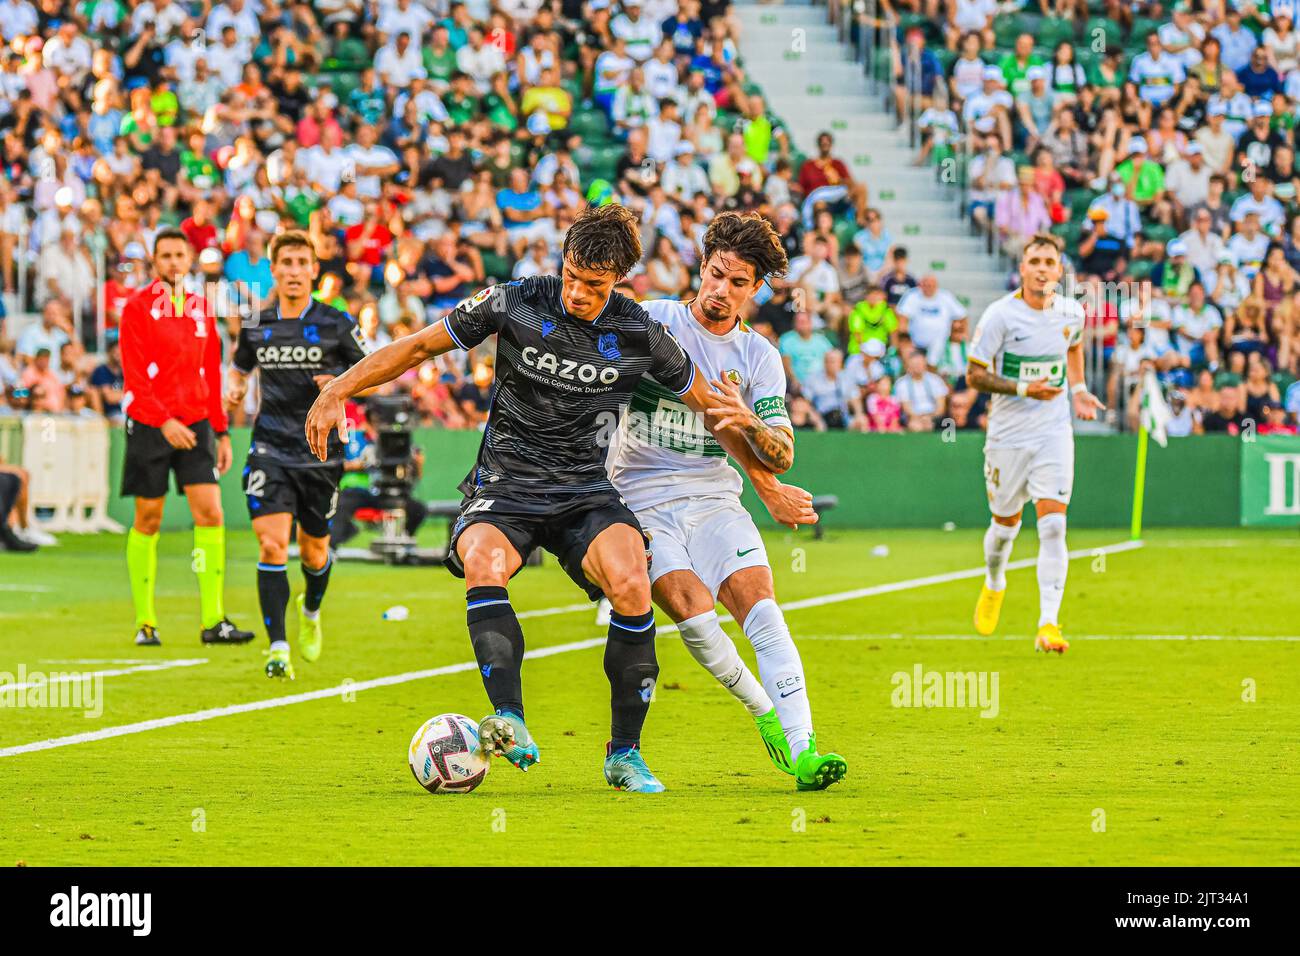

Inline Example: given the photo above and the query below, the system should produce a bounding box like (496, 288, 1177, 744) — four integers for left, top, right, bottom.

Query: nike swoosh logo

(737, 547, 760, 557)
(779, 688, 804, 699)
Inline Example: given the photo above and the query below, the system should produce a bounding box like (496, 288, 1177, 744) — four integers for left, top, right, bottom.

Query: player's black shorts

(445, 485, 645, 601)
(121, 418, 219, 499)
(243, 458, 343, 538)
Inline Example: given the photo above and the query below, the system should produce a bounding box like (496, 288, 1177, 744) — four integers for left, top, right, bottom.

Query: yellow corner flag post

(1130, 425, 1149, 541)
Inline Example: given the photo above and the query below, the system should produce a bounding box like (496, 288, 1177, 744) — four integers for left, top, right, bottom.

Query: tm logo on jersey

(596, 333, 621, 360)
(541, 318, 556, 337)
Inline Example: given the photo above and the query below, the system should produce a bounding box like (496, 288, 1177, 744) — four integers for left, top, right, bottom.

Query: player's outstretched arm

(678, 369, 815, 529)
(305, 321, 457, 460)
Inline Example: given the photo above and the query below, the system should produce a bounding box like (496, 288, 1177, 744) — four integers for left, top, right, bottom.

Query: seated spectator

(894, 350, 950, 432)
(994, 166, 1052, 258)
(778, 311, 835, 392)
(895, 274, 967, 355)
(802, 349, 857, 430)
(20, 347, 65, 413)
(860, 375, 902, 433)
(90, 339, 125, 423)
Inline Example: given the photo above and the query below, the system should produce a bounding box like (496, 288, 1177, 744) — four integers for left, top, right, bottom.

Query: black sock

(257, 563, 290, 645)
(301, 554, 332, 613)
(467, 586, 525, 720)
(604, 609, 658, 753)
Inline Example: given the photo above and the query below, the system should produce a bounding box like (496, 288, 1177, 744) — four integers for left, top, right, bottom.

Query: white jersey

(969, 290, 1084, 449)
(608, 299, 792, 512)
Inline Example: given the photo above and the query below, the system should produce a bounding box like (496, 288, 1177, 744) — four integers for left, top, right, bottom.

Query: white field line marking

(796, 634, 1300, 642)
(0, 659, 208, 693)
(0, 539, 1143, 758)
(0, 584, 53, 592)
(40, 659, 174, 664)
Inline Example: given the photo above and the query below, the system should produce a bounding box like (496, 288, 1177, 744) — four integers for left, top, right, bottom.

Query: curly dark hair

(701, 211, 789, 281)
(562, 203, 642, 278)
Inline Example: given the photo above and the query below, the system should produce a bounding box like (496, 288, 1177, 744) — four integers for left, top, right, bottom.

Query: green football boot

(264, 646, 295, 680)
(755, 708, 795, 775)
(794, 733, 847, 791)
(296, 594, 323, 663)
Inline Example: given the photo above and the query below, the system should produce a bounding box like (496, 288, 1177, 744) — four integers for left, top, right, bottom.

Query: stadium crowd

(0, 0, 1296, 443)
(898, 0, 1300, 434)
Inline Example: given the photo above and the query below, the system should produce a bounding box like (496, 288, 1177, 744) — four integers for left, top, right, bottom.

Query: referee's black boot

(201, 618, 255, 645)
(0, 523, 37, 552)
(134, 625, 161, 647)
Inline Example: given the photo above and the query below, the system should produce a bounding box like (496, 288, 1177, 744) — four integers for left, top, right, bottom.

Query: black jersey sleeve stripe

(672, 362, 696, 397)
(441, 316, 469, 351)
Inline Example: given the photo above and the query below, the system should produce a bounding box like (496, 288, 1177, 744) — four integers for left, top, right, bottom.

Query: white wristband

(1070, 383, 1087, 396)
(1016, 381, 1028, 398)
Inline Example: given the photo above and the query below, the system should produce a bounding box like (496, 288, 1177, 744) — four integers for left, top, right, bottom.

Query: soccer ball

(408, 713, 491, 794)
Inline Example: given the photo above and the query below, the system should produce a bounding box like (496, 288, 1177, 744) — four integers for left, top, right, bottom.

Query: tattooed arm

(702, 375, 795, 473)
(967, 359, 1062, 401)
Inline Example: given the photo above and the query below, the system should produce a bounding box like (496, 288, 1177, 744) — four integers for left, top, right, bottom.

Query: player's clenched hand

(704, 376, 754, 432)
(305, 385, 349, 461)
(759, 481, 818, 530)
(223, 379, 247, 412)
(312, 374, 335, 390)
(160, 418, 197, 450)
(1072, 389, 1106, 421)
(1025, 378, 1063, 401)
(215, 434, 233, 475)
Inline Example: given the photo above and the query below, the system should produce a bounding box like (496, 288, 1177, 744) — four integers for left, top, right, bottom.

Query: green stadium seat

(993, 15, 1028, 49)
(1085, 17, 1123, 52)
(1129, 17, 1162, 46)
(326, 72, 361, 102)
(898, 13, 941, 45)
(1066, 188, 1100, 218)
(1142, 222, 1178, 246)
(1051, 220, 1082, 252)
(834, 219, 859, 251)
(1036, 17, 1077, 50)
(569, 110, 610, 143)
(480, 252, 515, 283)
(1127, 259, 1156, 281)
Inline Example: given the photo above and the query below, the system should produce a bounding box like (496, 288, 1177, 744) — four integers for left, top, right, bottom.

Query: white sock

(984, 520, 1020, 591)
(302, 606, 320, 621)
(743, 599, 813, 760)
(678, 610, 772, 717)
(270, 640, 290, 652)
(1036, 513, 1068, 627)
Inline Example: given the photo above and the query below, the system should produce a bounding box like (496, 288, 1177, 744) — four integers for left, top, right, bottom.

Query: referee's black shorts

(120, 418, 219, 499)
(445, 484, 646, 601)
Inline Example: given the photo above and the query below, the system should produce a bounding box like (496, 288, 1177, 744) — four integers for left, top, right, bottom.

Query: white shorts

(983, 432, 1074, 517)
(637, 495, 768, 598)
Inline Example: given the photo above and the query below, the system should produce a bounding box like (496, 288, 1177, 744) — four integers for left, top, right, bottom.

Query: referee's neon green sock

(126, 528, 159, 628)
(193, 525, 226, 629)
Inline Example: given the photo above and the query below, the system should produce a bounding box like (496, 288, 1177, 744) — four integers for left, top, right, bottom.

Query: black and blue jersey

(233, 300, 369, 468)
(443, 275, 695, 495)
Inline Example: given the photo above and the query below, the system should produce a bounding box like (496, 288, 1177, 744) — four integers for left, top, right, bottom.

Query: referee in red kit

(119, 227, 252, 647)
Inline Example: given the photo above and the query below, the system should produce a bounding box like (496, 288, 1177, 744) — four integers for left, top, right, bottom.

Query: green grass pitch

(1, 527, 1297, 866)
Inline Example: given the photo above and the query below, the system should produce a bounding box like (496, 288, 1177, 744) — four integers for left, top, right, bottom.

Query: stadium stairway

(735, 1, 1007, 318)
